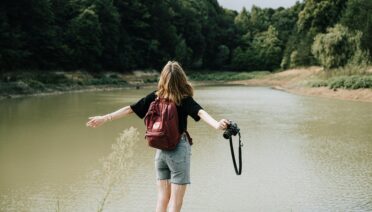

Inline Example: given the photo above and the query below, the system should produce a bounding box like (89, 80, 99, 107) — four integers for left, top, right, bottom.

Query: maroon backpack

(144, 97, 181, 150)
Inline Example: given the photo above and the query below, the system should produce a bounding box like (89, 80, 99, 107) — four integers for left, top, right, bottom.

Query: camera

(223, 121, 240, 139)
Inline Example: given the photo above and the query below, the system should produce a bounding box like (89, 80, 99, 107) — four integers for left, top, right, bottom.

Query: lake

(0, 86, 371, 211)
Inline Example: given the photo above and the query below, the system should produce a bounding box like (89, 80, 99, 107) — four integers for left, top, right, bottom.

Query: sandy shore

(229, 67, 372, 103)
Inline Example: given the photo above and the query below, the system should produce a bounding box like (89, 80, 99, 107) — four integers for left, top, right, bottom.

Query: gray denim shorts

(154, 133, 191, 184)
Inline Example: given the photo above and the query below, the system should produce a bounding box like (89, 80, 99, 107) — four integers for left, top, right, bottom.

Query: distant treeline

(0, 0, 371, 72)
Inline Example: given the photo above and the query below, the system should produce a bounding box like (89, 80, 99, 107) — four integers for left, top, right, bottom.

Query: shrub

(89, 76, 127, 85)
(25, 79, 46, 90)
(328, 76, 347, 89)
(309, 80, 328, 87)
(144, 78, 158, 83)
(188, 71, 269, 81)
(351, 76, 372, 89)
(0, 81, 33, 95)
(328, 75, 372, 89)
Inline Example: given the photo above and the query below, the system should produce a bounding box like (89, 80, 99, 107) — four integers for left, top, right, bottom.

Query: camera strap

(229, 132, 242, 175)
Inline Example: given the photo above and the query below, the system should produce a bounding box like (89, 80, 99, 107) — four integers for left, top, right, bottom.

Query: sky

(217, 0, 301, 11)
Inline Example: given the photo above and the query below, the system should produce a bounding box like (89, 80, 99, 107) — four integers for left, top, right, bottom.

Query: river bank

(0, 70, 156, 100)
(229, 67, 372, 103)
(0, 70, 268, 100)
(1, 68, 372, 102)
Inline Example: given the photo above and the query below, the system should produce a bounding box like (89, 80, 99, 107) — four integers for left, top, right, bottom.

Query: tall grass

(92, 127, 138, 212)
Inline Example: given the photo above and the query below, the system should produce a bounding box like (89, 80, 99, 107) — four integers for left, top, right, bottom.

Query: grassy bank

(304, 64, 372, 89)
(2, 68, 371, 101)
(0, 71, 131, 99)
(308, 66, 372, 90)
(188, 71, 270, 81)
(0, 70, 269, 99)
(310, 75, 372, 89)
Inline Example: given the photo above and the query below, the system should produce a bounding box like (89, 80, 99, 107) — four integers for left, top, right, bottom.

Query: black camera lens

(223, 130, 231, 139)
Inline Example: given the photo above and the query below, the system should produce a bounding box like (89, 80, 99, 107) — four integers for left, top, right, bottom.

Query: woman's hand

(198, 109, 230, 131)
(86, 115, 108, 128)
(85, 106, 132, 128)
(215, 119, 229, 130)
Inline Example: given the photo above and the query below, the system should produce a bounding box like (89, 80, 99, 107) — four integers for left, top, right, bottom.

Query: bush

(328, 75, 372, 89)
(144, 78, 158, 83)
(89, 76, 127, 85)
(88, 72, 127, 85)
(350, 76, 372, 89)
(188, 71, 269, 81)
(328, 76, 347, 89)
(309, 80, 328, 87)
(0, 81, 33, 95)
(25, 79, 46, 90)
(36, 72, 72, 84)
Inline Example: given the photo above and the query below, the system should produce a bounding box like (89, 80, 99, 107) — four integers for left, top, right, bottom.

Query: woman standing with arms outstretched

(86, 61, 229, 212)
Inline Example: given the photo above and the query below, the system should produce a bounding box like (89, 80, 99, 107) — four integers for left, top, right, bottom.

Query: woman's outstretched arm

(198, 109, 229, 130)
(86, 105, 133, 128)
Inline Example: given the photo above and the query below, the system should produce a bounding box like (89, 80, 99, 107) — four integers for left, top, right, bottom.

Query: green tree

(250, 6, 273, 35)
(311, 24, 367, 69)
(114, 0, 151, 70)
(231, 47, 244, 70)
(0, 0, 58, 70)
(212, 8, 239, 68)
(67, 7, 103, 70)
(174, 35, 192, 65)
(215, 45, 230, 67)
(234, 7, 250, 33)
(94, 0, 121, 70)
(0, 9, 27, 71)
(341, 0, 372, 57)
(290, 0, 348, 68)
(271, 3, 303, 43)
(170, 0, 205, 68)
(297, 0, 347, 33)
(252, 26, 282, 70)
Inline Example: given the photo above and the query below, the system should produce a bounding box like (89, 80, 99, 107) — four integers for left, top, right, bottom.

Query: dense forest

(0, 0, 371, 73)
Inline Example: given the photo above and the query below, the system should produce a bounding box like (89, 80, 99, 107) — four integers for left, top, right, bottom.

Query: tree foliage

(297, 0, 347, 33)
(0, 0, 370, 72)
(312, 24, 368, 69)
(340, 0, 372, 55)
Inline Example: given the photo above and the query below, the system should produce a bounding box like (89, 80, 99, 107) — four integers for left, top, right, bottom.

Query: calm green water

(0, 86, 371, 211)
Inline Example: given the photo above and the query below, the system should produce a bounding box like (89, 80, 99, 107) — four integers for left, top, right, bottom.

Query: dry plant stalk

(94, 127, 139, 212)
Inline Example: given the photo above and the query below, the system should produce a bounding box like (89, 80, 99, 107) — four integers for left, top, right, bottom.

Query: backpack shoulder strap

(185, 131, 193, 145)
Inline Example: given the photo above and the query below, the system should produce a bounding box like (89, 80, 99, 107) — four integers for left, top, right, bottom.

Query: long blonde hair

(156, 61, 193, 105)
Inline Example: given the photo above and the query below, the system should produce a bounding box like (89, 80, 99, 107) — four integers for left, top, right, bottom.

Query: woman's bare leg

(156, 180, 171, 212)
(168, 184, 187, 212)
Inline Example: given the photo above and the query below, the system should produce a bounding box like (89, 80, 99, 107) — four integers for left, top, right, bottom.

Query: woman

(86, 61, 229, 212)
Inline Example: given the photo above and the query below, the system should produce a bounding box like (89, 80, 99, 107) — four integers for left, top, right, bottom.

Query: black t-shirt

(130, 90, 203, 133)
